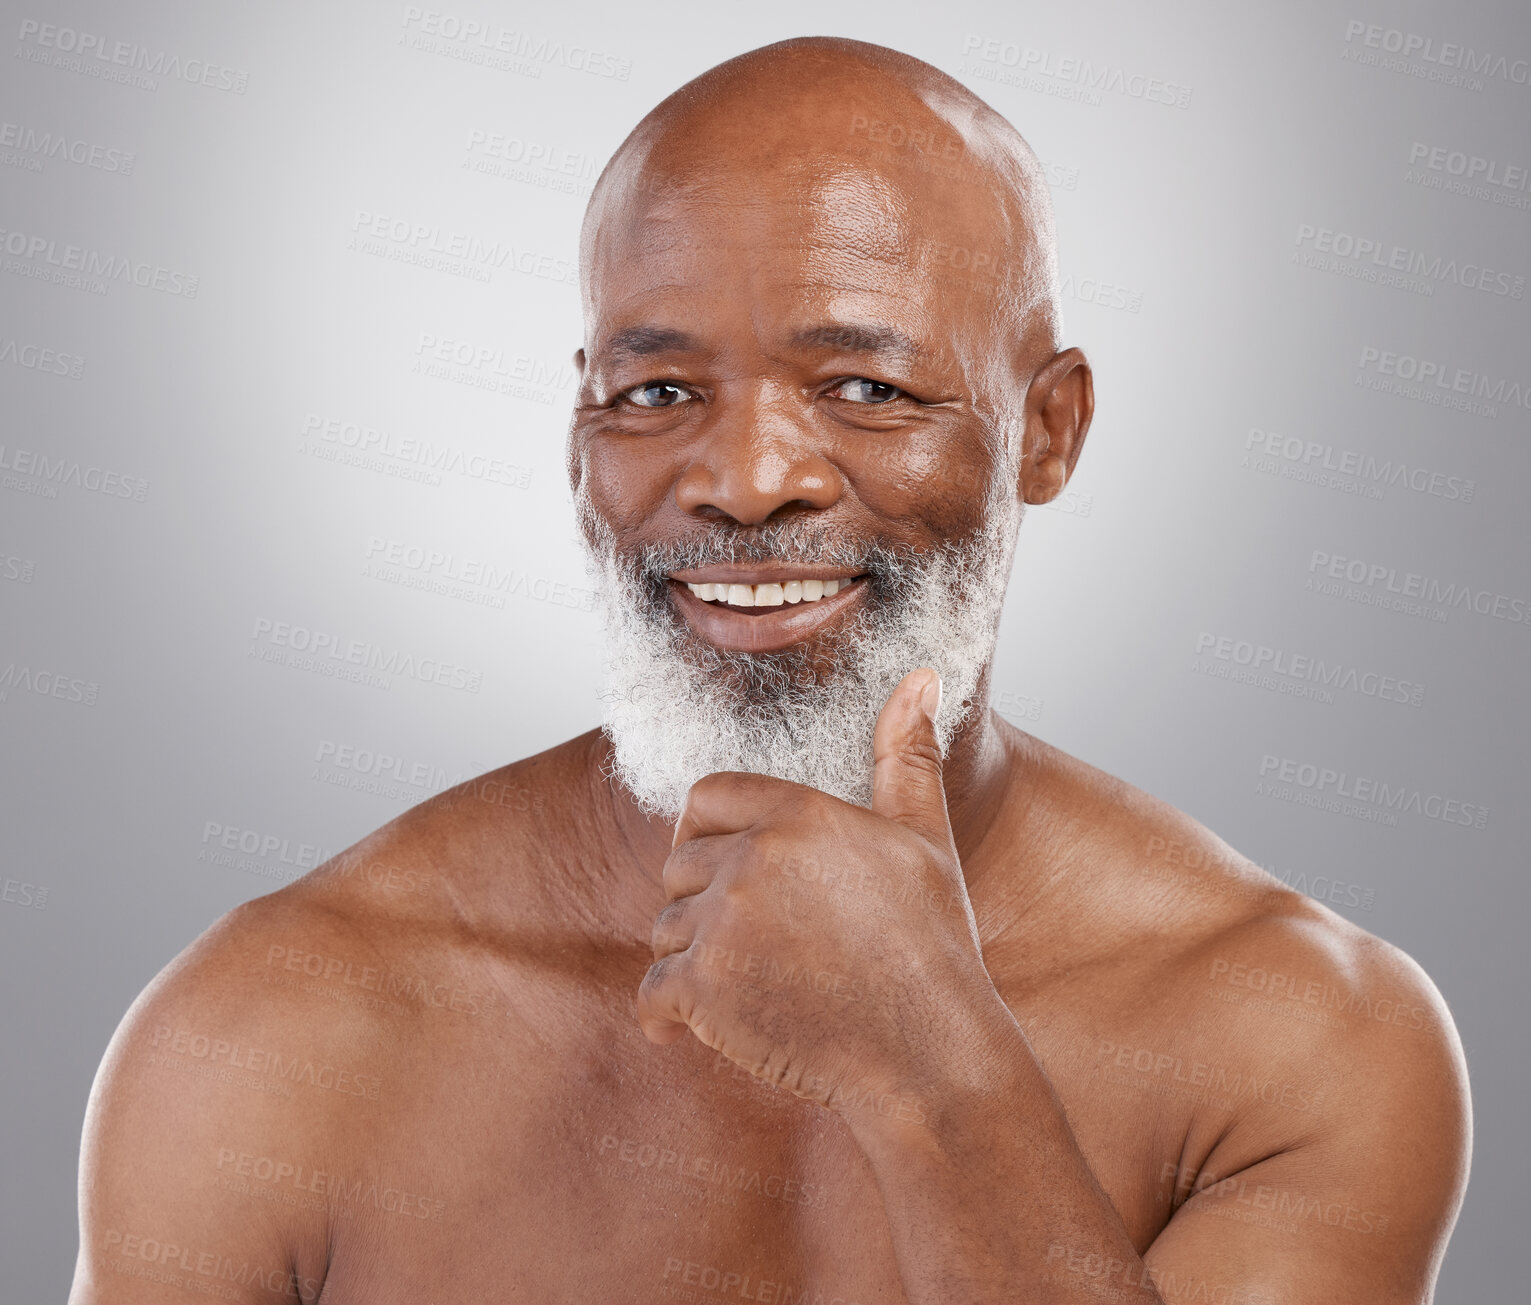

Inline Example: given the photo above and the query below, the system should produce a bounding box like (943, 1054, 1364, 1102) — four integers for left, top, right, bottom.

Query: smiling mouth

(678, 575, 863, 612)
(663, 570, 871, 652)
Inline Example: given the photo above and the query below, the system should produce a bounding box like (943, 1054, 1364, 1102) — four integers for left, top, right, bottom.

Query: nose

(673, 398, 843, 525)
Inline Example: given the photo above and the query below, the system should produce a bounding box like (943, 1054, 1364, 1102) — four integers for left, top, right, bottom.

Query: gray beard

(577, 488, 1022, 821)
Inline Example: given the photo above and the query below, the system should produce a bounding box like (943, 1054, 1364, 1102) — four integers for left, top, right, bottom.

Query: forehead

(583, 154, 1015, 342)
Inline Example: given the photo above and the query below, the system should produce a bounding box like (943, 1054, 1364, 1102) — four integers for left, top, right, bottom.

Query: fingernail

(919, 669, 942, 721)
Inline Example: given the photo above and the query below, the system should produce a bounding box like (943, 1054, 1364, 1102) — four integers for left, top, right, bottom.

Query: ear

(1019, 347, 1094, 506)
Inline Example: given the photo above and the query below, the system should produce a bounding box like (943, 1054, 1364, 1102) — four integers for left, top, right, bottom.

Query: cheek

(842, 436, 994, 537)
(579, 436, 681, 535)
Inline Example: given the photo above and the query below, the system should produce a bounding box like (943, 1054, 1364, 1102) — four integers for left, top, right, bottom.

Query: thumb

(871, 667, 953, 844)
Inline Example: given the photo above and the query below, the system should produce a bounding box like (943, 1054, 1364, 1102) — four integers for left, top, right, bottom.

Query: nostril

(674, 446, 843, 524)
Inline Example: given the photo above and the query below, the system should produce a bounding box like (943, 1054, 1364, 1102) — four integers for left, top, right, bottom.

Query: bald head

(567, 33, 1095, 575)
(580, 36, 1062, 364)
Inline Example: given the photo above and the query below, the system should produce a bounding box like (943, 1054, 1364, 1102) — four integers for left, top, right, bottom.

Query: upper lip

(667, 563, 866, 585)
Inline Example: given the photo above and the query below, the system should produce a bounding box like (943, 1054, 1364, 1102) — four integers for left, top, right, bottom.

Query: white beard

(577, 482, 1023, 821)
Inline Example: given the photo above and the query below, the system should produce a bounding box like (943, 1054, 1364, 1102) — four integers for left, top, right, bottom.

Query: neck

(587, 663, 1020, 910)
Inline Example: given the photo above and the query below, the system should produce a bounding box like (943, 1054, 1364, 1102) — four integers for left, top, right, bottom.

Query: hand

(636, 668, 1008, 1128)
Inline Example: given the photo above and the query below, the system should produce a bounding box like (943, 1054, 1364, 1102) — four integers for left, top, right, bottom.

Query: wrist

(840, 988, 1037, 1164)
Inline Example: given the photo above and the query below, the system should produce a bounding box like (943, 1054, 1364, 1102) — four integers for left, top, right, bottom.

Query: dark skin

(71, 38, 1469, 1305)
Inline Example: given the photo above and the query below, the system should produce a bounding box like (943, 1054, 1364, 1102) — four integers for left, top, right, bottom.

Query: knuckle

(689, 770, 742, 802)
(650, 906, 687, 952)
(736, 823, 768, 861)
(640, 953, 681, 997)
(905, 737, 945, 768)
(661, 842, 699, 894)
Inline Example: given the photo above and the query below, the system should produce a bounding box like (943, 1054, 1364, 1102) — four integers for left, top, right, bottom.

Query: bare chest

(310, 980, 1190, 1305)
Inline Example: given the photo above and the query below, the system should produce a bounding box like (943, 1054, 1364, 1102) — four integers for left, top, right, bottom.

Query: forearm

(848, 1008, 1164, 1305)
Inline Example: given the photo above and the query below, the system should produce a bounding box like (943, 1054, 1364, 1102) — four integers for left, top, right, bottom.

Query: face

(569, 151, 1037, 818)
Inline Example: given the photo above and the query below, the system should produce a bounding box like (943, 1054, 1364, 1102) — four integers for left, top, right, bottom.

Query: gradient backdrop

(2, 0, 1527, 1297)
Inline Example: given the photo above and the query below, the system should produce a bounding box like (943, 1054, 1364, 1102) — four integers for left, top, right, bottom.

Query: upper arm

(1143, 937, 1471, 1305)
(69, 907, 342, 1304)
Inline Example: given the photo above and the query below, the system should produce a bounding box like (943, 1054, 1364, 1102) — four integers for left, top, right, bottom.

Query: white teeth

(682, 577, 856, 607)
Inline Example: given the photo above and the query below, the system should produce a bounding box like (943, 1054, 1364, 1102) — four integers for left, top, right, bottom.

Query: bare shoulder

(72, 731, 606, 1302)
(1001, 723, 1471, 1247)
(1163, 888, 1473, 1288)
(72, 859, 390, 1299)
(1014, 721, 1470, 1070)
(93, 726, 609, 1091)
(95, 727, 610, 1077)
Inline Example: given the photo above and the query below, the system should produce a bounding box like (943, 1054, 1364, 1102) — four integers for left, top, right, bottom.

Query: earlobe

(1021, 453, 1067, 505)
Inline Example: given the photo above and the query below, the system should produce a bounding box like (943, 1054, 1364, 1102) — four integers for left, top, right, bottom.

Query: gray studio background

(3, 0, 1527, 1297)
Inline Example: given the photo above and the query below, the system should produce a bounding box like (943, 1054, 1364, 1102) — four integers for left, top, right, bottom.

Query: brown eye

(832, 378, 902, 404)
(624, 381, 694, 408)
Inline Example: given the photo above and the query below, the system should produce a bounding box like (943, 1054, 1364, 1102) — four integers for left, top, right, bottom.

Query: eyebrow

(598, 321, 923, 369)
(788, 322, 920, 360)
(600, 325, 701, 365)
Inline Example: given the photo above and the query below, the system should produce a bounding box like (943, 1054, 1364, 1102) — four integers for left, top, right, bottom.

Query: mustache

(617, 522, 915, 586)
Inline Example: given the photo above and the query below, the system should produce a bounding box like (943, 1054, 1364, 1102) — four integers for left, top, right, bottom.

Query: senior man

(70, 36, 1468, 1305)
